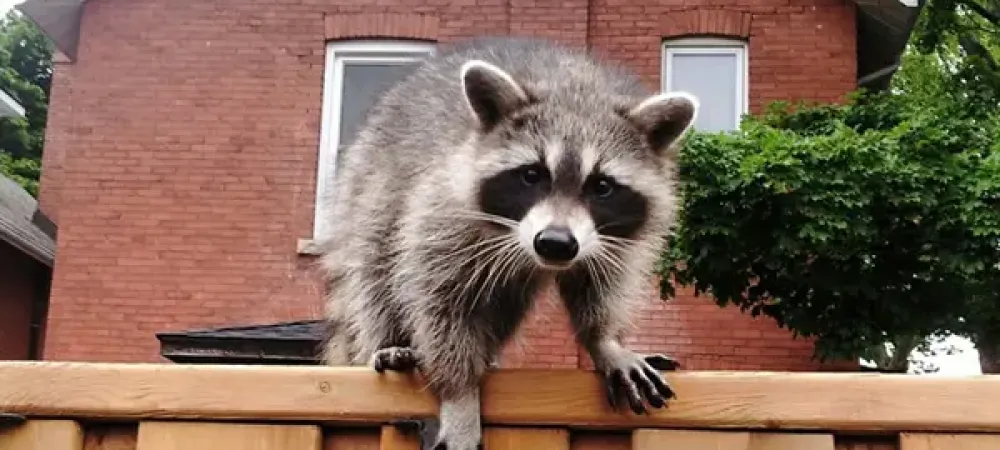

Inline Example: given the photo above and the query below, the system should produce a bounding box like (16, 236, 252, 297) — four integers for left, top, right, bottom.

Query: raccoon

(317, 36, 698, 450)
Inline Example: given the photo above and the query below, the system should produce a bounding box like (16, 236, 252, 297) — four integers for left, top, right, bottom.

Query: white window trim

(661, 37, 749, 131)
(312, 40, 436, 241)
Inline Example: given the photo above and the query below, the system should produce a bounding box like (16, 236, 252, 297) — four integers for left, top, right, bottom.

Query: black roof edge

(31, 207, 57, 240)
(855, 0, 927, 91)
(156, 319, 327, 365)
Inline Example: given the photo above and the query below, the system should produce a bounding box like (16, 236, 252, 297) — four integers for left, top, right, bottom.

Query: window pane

(669, 53, 739, 132)
(339, 62, 419, 148)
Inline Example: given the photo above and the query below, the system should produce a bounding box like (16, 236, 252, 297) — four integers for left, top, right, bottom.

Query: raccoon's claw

(644, 353, 681, 371)
(603, 353, 676, 414)
(371, 346, 419, 373)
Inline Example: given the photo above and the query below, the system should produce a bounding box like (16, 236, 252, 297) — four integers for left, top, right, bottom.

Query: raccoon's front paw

(371, 346, 419, 373)
(644, 353, 682, 371)
(601, 351, 678, 415)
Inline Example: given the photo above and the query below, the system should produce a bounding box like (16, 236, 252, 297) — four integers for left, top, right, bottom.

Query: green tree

(0, 151, 39, 196)
(657, 92, 1000, 372)
(0, 10, 53, 96)
(891, 0, 1000, 373)
(909, 0, 999, 117)
(914, 0, 1000, 71)
(0, 9, 52, 195)
(658, 0, 1000, 374)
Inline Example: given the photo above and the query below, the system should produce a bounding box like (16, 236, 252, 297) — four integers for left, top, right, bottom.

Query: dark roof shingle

(0, 175, 55, 266)
(156, 320, 328, 365)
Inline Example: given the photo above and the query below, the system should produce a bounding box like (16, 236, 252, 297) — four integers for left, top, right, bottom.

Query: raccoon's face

(460, 59, 698, 271)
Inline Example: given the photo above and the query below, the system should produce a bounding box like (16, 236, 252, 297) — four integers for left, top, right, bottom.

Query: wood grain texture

(634, 429, 749, 449)
(836, 435, 898, 450)
(324, 428, 381, 450)
(571, 431, 630, 450)
(84, 425, 137, 450)
(0, 419, 84, 450)
(135, 421, 321, 450)
(901, 433, 1000, 450)
(3, 362, 1000, 432)
(748, 433, 836, 450)
(0, 362, 434, 424)
(380, 426, 421, 450)
(484, 427, 569, 450)
(633, 429, 835, 450)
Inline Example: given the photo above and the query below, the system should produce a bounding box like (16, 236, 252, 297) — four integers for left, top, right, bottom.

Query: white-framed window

(662, 37, 748, 132)
(313, 40, 436, 238)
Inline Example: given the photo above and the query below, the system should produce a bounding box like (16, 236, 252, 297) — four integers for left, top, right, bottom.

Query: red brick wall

(0, 242, 44, 360)
(499, 290, 858, 372)
(39, 0, 858, 370)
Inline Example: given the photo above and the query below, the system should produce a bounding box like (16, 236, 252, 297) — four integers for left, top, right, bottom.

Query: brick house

(0, 175, 57, 361)
(19, 0, 921, 369)
(0, 88, 57, 362)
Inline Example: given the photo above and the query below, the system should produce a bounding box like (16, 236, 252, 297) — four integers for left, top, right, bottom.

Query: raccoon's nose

(533, 227, 579, 263)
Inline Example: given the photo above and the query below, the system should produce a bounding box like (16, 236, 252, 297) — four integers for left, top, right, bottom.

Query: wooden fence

(0, 361, 998, 449)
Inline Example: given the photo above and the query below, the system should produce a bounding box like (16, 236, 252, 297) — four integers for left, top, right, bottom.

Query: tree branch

(957, 0, 1000, 26)
(958, 33, 998, 69)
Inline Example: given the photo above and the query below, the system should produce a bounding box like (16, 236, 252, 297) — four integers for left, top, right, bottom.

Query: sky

(923, 336, 982, 376)
(0, 1, 19, 14)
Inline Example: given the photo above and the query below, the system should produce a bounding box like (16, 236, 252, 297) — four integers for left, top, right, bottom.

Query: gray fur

(318, 36, 697, 450)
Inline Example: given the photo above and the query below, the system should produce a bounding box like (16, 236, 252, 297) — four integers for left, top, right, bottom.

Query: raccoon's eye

(592, 178, 615, 198)
(520, 167, 543, 186)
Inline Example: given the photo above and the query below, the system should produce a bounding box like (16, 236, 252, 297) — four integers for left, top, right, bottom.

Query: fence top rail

(0, 361, 997, 433)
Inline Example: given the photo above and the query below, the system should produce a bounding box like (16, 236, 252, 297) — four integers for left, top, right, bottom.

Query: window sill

(297, 238, 324, 256)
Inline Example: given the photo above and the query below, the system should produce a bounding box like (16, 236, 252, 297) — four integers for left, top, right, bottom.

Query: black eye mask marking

(478, 163, 551, 223)
(476, 135, 650, 240)
(583, 172, 649, 239)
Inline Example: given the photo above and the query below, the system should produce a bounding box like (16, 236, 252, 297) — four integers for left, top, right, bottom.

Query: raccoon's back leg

(350, 285, 413, 369)
(352, 277, 416, 372)
(409, 277, 541, 450)
(323, 265, 413, 369)
(411, 319, 491, 450)
(320, 270, 358, 366)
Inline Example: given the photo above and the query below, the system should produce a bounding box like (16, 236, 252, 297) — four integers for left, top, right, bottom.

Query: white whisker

(479, 239, 523, 310)
(437, 210, 519, 229)
(599, 234, 659, 252)
(451, 238, 513, 303)
(425, 235, 513, 297)
(596, 247, 630, 277)
(453, 233, 525, 315)
(423, 233, 511, 267)
(583, 257, 606, 295)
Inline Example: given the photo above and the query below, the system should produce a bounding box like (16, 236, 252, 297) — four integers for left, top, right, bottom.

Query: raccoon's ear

(620, 92, 699, 157)
(460, 60, 532, 131)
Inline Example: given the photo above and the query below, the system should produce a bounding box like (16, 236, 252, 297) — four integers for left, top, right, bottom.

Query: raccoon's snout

(533, 227, 579, 263)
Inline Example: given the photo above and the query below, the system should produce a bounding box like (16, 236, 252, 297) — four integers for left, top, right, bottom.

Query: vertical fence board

(325, 428, 381, 450)
(135, 421, 321, 450)
(84, 425, 138, 450)
(633, 430, 835, 450)
(836, 435, 899, 450)
(380, 426, 421, 450)
(633, 430, 750, 449)
(901, 433, 1000, 450)
(484, 427, 570, 450)
(749, 433, 837, 450)
(571, 431, 630, 450)
(0, 420, 84, 450)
